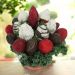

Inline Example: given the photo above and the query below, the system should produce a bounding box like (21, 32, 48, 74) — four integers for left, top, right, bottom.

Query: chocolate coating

(35, 30, 43, 40)
(49, 33, 62, 45)
(26, 38, 37, 56)
(12, 17, 18, 24)
(6, 34, 17, 44)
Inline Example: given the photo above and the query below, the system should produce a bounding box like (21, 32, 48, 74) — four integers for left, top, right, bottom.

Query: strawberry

(38, 39, 53, 54)
(5, 25, 13, 34)
(28, 6, 39, 28)
(12, 38, 26, 53)
(55, 28, 67, 41)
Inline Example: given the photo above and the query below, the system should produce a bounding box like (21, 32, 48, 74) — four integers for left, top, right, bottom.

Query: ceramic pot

(23, 60, 55, 75)
(24, 60, 55, 71)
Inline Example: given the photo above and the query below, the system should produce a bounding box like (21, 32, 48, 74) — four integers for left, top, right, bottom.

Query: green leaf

(50, 11, 58, 19)
(37, 0, 50, 5)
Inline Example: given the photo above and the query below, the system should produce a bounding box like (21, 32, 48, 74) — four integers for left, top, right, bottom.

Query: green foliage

(19, 42, 68, 67)
(5, 52, 15, 58)
(25, 1, 38, 10)
(0, 0, 26, 15)
(19, 51, 52, 67)
(52, 44, 67, 56)
(0, 0, 50, 16)
(0, 0, 26, 16)
(50, 11, 58, 19)
(37, 0, 50, 5)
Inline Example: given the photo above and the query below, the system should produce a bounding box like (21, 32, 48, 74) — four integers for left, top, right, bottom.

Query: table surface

(0, 60, 75, 75)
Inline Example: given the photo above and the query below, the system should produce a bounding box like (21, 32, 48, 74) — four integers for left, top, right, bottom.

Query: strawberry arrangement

(5, 6, 68, 67)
